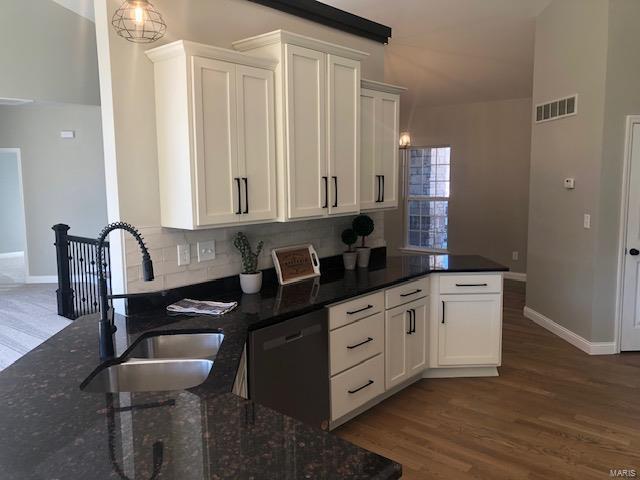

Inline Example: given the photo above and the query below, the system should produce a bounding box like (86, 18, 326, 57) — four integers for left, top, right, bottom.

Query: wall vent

(535, 94, 578, 124)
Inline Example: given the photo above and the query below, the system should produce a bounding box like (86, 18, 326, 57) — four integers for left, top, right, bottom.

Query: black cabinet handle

(406, 309, 415, 335)
(322, 176, 328, 208)
(347, 304, 373, 315)
(348, 379, 374, 394)
(455, 283, 488, 287)
(400, 288, 422, 298)
(235, 178, 242, 214)
(332, 176, 338, 207)
(381, 175, 385, 202)
(243, 177, 248, 214)
(630, 248, 640, 256)
(411, 309, 416, 333)
(347, 337, 373, 350)
(442, 301, 446, 324)
(376, 175, 382, 202)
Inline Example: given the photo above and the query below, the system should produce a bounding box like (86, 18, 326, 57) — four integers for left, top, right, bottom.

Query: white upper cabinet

(360, 80, 405, 211)
(234, 30, 367, 221)
(146, 41, 277, 229)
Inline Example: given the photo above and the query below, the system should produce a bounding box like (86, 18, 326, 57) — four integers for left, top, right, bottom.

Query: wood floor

(335, 281, 640, 479)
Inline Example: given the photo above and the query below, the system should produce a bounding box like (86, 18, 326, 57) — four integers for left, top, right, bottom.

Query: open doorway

(0, 148, 28, 285)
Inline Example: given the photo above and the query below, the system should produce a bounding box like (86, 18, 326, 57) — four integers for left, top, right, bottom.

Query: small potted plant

(341, 228, 358, 270)
(352, 214, 375, 268)
(233, 232, 264, 294)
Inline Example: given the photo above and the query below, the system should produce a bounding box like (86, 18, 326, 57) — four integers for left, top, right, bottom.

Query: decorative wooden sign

(272, 244, 321, 285)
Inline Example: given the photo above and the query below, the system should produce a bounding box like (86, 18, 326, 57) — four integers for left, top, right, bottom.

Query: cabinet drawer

(330, 313, 384, 376)
(439, 274, 502, 294)
(385, 277, 429, 309)
(329, 292, 384, 330)
(331, 354, 384, 421)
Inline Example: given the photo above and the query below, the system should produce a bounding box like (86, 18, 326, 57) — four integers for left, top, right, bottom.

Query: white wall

(94, 0, 387, 292)
(0, 105, 108, 277)
(0, 0, 99, 105)
(386, 98, 532, 274)
(0, 150, 25, 254)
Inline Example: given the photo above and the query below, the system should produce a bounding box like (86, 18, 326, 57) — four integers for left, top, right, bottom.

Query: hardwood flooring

(335, 281, 640, 479)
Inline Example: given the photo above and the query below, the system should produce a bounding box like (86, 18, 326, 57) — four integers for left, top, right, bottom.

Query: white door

(360, 89, 378, 210)
(235, 65, 277, 223)
(621, 122, 640, 350)
(438, 294, 502, 366)
(285, 45, 327, 219)
(377, 92, 399, 209)
(406, 298, 429, 376)
(192, 57, 240, 226)
(384, 303, 410, 389)
(327, 54, 360, 216)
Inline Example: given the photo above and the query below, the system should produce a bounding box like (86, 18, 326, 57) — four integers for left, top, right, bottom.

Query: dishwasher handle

(262, 324, 322, 351)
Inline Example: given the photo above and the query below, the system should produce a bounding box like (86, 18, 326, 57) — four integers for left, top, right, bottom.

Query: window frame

(403, 145, 451, 254)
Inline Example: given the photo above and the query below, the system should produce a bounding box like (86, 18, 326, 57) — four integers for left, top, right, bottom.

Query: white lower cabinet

(438, 293, 502, 366)
(330, 354, 384, 421)
(385, 296, 429, 390)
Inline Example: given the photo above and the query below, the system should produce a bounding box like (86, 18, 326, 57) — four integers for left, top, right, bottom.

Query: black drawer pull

(348, 379, 374, 394)
(400, 289, 422, 297)
(347, 304, 373, 315)
(442, 301, 446, 324)
(455, 283, 488, 287)
(347, 337, 373, 350)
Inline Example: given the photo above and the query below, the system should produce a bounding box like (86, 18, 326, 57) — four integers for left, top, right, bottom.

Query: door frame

(615, 115, 640, 353)
(0, 147, 29, 280)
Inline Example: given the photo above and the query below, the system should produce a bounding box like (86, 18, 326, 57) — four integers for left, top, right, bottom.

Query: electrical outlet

(197, 240, 216, 262)
(177, 244, 191, 266)
(512, 251, 519, 261)
(583, 214, 591, 229)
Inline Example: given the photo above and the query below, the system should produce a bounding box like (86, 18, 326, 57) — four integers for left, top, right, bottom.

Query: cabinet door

(407, 299, 429, 376)
(327, 54, 360, 215)
(376, 92, 399, 209)
(385, 303, 410, 389)
(438, 294, 502, 366)
(285, 45, 327, 219)
(192, 56, 241, 226)
(360, 89, 378, 210)
(235, 65, 277, 223)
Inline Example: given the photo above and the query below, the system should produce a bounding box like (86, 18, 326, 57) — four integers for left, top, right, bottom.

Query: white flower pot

(239, 272, 262, 294)
(356, 247, 371, 268)
(343, 251, 358, 270)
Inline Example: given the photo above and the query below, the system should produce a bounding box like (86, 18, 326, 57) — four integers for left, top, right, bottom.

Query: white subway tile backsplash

(126, 213, 385, 293)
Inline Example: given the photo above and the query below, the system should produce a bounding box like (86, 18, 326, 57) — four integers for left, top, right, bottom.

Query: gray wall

(0, 0, 99, 105)
(0, 150, 26, 253)
(0, 105, 108, 276)
(385, 98, 532, 274)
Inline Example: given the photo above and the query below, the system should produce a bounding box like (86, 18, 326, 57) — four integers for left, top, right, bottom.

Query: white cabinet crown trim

(361, 78, 407, 95)
(233, 30, 370, 61)
(145, 40, 278, 70)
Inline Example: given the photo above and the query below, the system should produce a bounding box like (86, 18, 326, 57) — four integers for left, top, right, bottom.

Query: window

(406, 146, 450, 251)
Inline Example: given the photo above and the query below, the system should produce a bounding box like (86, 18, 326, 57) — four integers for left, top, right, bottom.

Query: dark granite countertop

(0, 253, 506, 479)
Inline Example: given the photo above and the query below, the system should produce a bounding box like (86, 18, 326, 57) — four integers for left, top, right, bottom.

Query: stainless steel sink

(128, 332, 224, 360)
(82, 358, 213, 393)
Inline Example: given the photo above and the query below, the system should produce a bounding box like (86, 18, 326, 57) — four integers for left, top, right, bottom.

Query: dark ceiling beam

(247, 0, 392, 44)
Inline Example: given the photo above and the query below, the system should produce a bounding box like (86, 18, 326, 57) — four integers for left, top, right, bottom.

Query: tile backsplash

(125, 212, 385, 293)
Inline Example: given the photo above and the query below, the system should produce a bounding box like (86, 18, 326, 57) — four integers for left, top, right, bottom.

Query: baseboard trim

(0, 251, 24, 259)
(25, 275, 58, 284)
(523, 306, 616, 355)
(504, 272, 526, 282)
(423, 366, 499, 378)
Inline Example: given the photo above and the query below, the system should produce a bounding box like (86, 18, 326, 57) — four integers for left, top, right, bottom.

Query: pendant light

(399, 132, 411, 149)
(112, 0, 166, 44)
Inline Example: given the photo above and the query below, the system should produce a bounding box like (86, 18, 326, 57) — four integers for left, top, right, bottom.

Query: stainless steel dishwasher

(248, 308, 329, 430)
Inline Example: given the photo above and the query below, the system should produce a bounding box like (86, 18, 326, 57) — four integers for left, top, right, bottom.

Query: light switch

(512, 251, 519, 261)
(60, 130, 75, 139)
(177, 244, 191, 266)
(583, 214, 591, 229)
(197, 240, 216, 262)
(564, 178, 575, 189)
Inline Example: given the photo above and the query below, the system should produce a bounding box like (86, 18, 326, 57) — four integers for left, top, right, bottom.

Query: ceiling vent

(535, 94, 577, 124)
(0, 97, 35, 106)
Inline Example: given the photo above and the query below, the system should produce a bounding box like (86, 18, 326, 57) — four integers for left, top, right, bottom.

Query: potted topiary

(233, 232, 264, 294)
(352, 214, 375, 268)
(341, 228, 358, 270)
